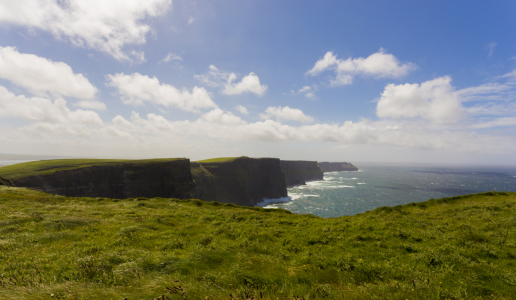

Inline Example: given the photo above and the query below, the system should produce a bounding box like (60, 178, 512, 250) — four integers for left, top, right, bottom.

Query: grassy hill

(0, 187, 515, 299)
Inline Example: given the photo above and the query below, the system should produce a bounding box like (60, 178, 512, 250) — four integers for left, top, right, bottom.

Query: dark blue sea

(259, 164, 516, 218)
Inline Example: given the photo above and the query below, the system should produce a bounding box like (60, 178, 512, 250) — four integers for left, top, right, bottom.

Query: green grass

(1, 188, 516, 299)
(0, 158, 183, 180)
(194, 157, 242, 163)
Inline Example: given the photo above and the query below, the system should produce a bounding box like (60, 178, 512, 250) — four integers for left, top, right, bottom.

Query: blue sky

(0, 0, 515, 164)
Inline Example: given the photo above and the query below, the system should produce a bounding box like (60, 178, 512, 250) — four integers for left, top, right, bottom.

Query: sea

(258, 164, 516, 218)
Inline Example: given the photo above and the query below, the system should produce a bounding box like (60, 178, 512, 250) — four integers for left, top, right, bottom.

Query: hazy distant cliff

(191, 157, 287, 206)
(7, 159, 195, 199)
(280, 160, 324, 187)
(318, 162, 358, 172)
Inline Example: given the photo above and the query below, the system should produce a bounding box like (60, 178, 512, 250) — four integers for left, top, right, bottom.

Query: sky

(0, 0, 515, 165)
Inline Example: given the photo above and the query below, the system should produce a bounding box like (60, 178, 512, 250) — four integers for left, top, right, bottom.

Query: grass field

(0, 187, 515, 299)
(0, 158, 183, 181)
(194, 157, 240, 163)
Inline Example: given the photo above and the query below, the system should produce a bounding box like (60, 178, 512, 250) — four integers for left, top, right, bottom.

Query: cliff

(1, 159, 195, 199)
(191, 157, 287, 206)
(280, 160, 324, 187)
(0, 175, 15, 186)
(318, 162, 358, 172)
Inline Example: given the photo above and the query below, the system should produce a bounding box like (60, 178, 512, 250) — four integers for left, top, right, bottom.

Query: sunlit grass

(0, 187, 515, 299)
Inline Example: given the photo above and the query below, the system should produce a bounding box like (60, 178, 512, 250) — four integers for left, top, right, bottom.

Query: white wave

(357, 183, 366, 185)
(288, 193, 303, 200)
(255, 196, 292, 207)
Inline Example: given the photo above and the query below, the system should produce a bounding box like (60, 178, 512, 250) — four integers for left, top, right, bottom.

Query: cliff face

(191, 157, 287, 206)
(0, 176, 15, 187)
(280, 160, 324, 187)
(12, 159, 195, 199)
(318, 162, 358, 172)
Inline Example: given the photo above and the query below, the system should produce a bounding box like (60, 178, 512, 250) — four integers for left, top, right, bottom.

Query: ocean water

(260, 164, 516, 218)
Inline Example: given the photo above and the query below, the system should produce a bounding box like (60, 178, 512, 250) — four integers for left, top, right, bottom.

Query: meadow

(0, 186, 515, 299)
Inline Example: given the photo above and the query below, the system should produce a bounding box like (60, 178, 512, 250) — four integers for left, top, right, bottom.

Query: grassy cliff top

(0, 188, 515, 299)
(194, 157, 242, 163)
(0, 158, 184, 180)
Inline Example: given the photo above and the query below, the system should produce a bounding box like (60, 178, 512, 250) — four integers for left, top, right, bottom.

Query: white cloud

(195, 65, 268, 96)
(488, 42, 497, 57)
(112, 115, 136, 131)
(307, 49, 417, 85)
(188, 17, 194, 25)
(0, 0, 171, 61)
(376, 76, 464, 124)
(0, 85, 102, 125)
(298, 86, 312, 94)
(222, 72, 268, 96)
(130, 50, 147, 64)
(199, 108, 245, 125)
(105, 111, 515, 154)
(260, 106, 315, 123)
(161, 53, 183, 63)
(106, 72, 217, 112)
(235, 105, 249, 115)
(471, 117, 516, 129)
(297, 85, 317, 99)
(0, 46, 98, 98)
(74, 100, 107, 111)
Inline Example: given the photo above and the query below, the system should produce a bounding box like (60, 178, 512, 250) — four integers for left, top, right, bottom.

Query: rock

(318, 162, 358, 172)
(191, 157, 287, 206)
(280, 160, 324, 187)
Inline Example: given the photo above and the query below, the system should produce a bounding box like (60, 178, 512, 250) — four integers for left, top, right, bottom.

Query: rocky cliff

(191, 157, 287, 206)
(318, 162, 358, 172)
(0, 176, 15, 187)
(8, 159, 195, 199)
(280, 160, 324, 187)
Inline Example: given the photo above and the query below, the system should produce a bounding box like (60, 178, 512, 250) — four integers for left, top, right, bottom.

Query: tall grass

(0, 187, 515, 299)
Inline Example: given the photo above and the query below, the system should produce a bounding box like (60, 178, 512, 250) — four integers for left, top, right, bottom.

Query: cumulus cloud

(0, 85, 102, 125)
(235, 105, 249, 115)
(112, 115, 136, 131)
(307, 49, 417, 85)
(0, 46, 98, 98)
(0, 0, 171, 61)
(222, 72, 268, 96)
(199, 108, 245, 125)
(106, 72, 217, 112)
(260, 106, 315, 123)
(195, 65, 267, 96)
(74, 100, 106, 111)
(161, 52, 183, 63)
(99, 111, 515, 154)
(376, 76, 464, 124)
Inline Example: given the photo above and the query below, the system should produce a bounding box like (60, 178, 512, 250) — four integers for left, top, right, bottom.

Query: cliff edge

(191, 157, 287, 206)
(0, 159, 195, 199)
(280, 160, 324, 187)
(318, 162, 358, 172)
